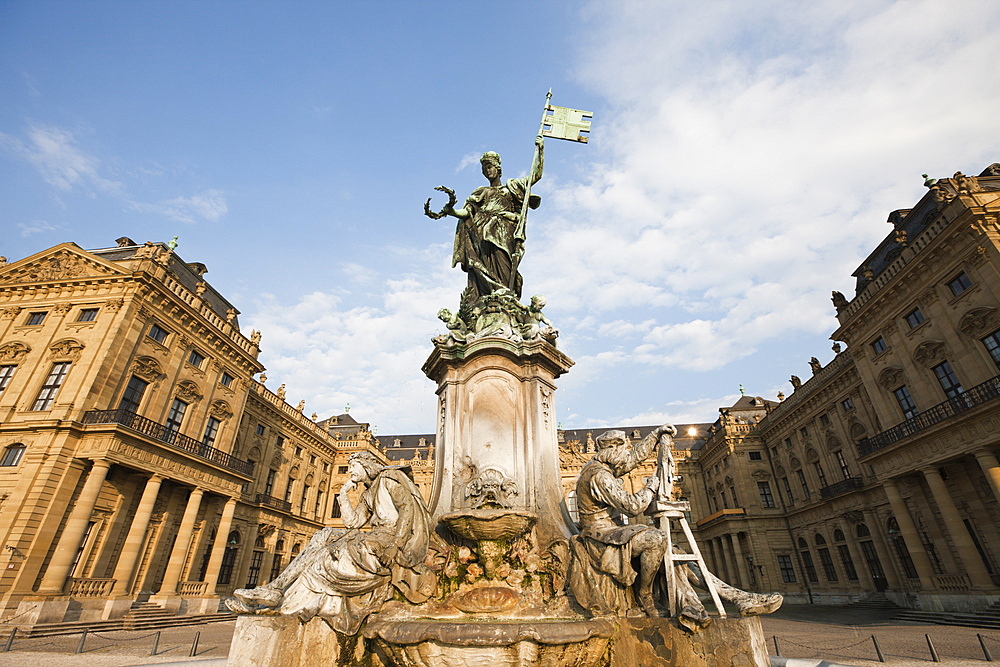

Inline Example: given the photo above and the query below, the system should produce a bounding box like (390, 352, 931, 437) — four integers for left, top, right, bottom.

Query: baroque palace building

(2, 161, 999, 625)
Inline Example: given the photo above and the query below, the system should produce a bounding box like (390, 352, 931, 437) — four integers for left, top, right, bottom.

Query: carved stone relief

(1, 250, 109, 284)
(49, 338, 84, 360)
(877, 367, 906, 391)
(105, 297, 124, 312)
(175, 380, 202, 403)
(0, 307, 22, 319)
(912, 340, 946, 367)
(209, 399, 233, 420)
(958, 307, 999, 338)
(0, 342, 31, 362)
(132, 356, 164, 382)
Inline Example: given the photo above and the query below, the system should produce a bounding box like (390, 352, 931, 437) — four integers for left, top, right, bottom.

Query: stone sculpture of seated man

(226, 450, 436, 634)
(569, 426, 782, 632)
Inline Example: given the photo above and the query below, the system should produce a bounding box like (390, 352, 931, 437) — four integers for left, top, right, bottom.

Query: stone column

(920, 466, 993, 587)
(728, 532, 748, 588)
(204, 497, 237, 595)
(37, 460, 112, 595)
(110, 474, 164, 595)
(721, 535, 737, 585)
(703, 537, 719, 575)
(861, 508, 901, 589)
(880, 481, 935, 589)
(718, 537, 733, 583)
(838, 518, 873, 589)
(158, 487, 204, 595)
(974, 449, 1000, 506)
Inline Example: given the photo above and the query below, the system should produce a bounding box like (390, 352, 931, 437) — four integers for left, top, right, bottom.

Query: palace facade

(2, 161, 999, 624)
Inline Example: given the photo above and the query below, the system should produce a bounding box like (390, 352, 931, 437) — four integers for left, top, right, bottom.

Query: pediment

(0, 243, 129, 285)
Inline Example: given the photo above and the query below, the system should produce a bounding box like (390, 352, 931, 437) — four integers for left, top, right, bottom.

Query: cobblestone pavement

(759, 604, 1000, 666)
(1, 605, 999, 666)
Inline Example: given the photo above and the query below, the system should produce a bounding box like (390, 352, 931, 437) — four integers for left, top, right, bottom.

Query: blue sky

(3, 1, 1000, 434)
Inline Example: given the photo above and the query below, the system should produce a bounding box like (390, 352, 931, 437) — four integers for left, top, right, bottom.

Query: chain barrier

(0, 604, 38, 625)
(777, 635, 876, 653)
(88, 629, 162, 642)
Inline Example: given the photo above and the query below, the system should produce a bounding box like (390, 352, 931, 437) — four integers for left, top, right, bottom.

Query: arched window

(218, 531, 241, 586)
(814, 533, 827, 545)
(291, 543, 302, 557)
(565, 490, 579, 524)
(797, 537, 808, 549)
(856, 523, 870, 538)
(833, 528, 846, 542)
(0, 443, 25, 467)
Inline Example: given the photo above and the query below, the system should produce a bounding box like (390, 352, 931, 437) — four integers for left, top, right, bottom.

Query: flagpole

(510, 89, 551, 292)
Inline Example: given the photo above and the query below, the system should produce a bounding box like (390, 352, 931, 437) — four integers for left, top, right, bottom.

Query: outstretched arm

(627, 423, 676, 471)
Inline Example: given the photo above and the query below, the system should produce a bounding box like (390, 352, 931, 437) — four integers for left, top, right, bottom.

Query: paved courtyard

(0, 605, 998, 666)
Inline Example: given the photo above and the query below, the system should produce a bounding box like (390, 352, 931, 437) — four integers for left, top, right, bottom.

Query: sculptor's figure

(433, 307, 468, 345)
(569, 426, 782, 631)
(430, 138, 544, 308)
(227, 451, 435, 634)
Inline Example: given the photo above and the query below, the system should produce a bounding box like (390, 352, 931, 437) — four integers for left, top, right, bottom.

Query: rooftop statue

(425, 137, 544, 315)
(568, 426, 782, 631)
(226, 450, 435, 633)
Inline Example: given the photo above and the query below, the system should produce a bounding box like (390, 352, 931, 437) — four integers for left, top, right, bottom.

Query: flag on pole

(541, 104, 593, 143)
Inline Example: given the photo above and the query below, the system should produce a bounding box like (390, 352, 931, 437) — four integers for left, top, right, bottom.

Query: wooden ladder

(656, 500, 726, 618)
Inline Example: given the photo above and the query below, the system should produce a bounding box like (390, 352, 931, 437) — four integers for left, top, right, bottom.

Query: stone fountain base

(227, 613, 768, 666)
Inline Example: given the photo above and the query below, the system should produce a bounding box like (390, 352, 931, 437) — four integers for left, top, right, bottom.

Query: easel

(655, 499, 726, 618)
(654, 433, 726, 618)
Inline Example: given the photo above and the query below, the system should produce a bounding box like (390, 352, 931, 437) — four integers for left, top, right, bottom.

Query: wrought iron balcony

(819, 476, 864, 499)
(83, 409, 255, 477)
(254, 493, 292, 512)
(857, 374, 1000, 457)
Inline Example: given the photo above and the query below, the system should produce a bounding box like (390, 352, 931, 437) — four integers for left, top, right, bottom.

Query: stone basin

(440, 508, 537, 542)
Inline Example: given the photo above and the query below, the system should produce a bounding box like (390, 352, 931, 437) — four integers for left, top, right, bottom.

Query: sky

(3, 1, 1000, 435)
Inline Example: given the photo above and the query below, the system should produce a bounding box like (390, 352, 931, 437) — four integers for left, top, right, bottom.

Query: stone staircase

(6, 601, 235, 639)
(894, 599, 1000, 629)
(846, 593, 902, 612)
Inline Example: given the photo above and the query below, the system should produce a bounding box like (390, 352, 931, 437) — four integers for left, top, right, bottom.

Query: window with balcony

(932, 360, 964, 400)
(165, 398, 188, 432)
(77, 308, 99, 322)
(947, 271, 972, 297)
(202, 417, 221, 447)
(813, 462, 828, 488)
(117, 375, 149, 413)
(984, 330, 1000, 368)
(32, 362, 70, 410)
(893, 385, 918, 419)
(834, 450, 852, 479)
(904, 308, 925, 329)
(264, 469, 276, 497)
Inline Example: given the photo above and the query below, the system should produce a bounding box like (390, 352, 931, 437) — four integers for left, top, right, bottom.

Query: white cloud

(18, 220, 58, 237)
(128, 189, 228, 224)
(0, 125, 122, 194)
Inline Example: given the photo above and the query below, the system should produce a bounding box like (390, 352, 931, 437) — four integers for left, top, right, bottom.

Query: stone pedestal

(228, 614, 768, 667)
(422, 337, 574, 545)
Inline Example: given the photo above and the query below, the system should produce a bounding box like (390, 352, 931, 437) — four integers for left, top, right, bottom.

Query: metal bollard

(773, 635, 781, 656)
(190, 630, 200, 657)
(872, 634, 885, 663)
(2, 628, 15, 652)
(926, 633, 940, 662)
(979, 633, 994, 662)
(76, 628, 88, 654)
(150, 630, 161, 657)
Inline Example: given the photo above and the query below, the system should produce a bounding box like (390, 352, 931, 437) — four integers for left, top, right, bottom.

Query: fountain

(225, 107, 779, 666)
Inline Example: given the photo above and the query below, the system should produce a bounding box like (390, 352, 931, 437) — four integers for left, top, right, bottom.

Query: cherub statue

(276, 384, 287, 400)
(519, 294, 558, 342)
(433, 308, 468, 345)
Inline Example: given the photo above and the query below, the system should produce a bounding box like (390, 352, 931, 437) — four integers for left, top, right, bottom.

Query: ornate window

(32, 362, 70, 410)
(165, 398, 188, 433)
(947, 271, 972, 297)
(220, 371, 235, 387)
(117, 375, 149, 413)
(757, 481, 775, 508)
(0, 443, 26, 467)
(26, 311, 46, 326)
(77, 308, 99, 322)
(893, 385, 918, 420)
(187, 349, 206, 368)
(984, 330, 1000, 368)
(904, 308, 925, 329)
(148, 322, 169, 344)
(870, 337, 888, 355)
(931, 361, 964, 400)
(0, 365, 16, 394)
(202, 417, 222, 447)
